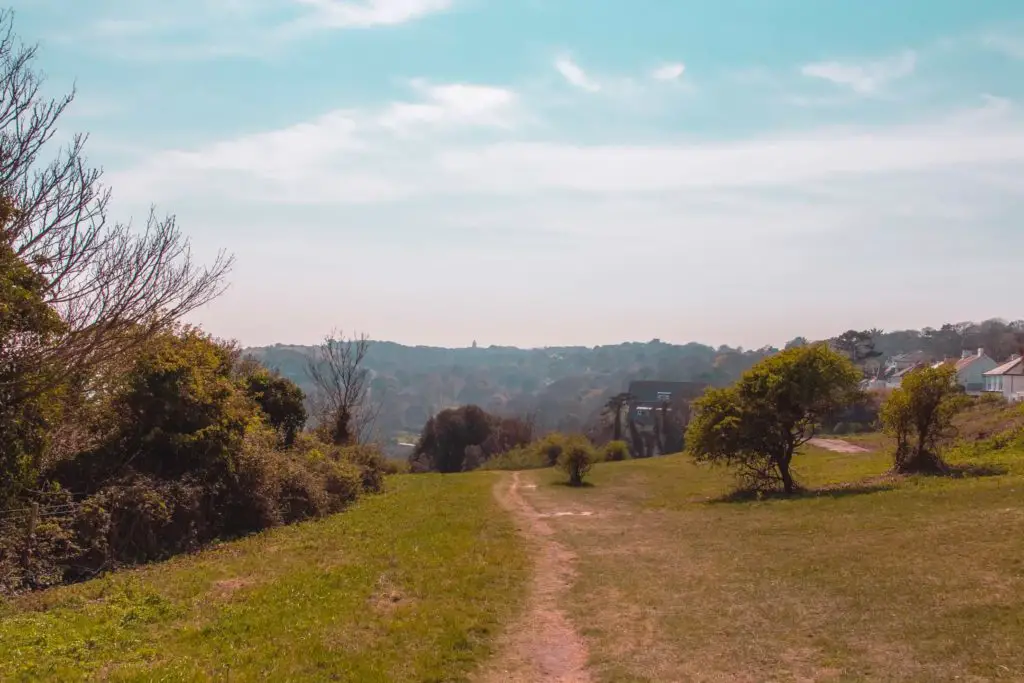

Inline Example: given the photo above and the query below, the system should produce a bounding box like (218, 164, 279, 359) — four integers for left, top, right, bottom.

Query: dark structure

(626, 380, 708, 456)
(627, 380, 707, 421)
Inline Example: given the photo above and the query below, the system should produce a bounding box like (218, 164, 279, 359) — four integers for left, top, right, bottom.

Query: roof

(955, 353, 989, 372)
(984, 357, 1024, 377)
(627, 380, 707, 403)
(891, 351, 929, 363)
(892, 363, 925, 379)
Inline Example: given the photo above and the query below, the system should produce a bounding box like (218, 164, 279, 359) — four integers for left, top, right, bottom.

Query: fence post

(21, 502, 39, 570)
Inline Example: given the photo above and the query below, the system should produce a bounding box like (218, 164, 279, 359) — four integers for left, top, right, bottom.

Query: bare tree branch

(306, 330, 378, 446)
(0, 10, 233, 400)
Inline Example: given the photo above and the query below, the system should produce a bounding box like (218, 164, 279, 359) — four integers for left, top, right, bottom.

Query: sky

(10, 0, 1024, 349)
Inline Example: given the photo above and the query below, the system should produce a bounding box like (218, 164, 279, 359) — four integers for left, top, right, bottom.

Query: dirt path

(476, 471, 593, 683)
(808, 438, 870, 453)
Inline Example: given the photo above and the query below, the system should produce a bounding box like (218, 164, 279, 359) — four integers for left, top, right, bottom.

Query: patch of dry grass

(523, 443, 1024, 682)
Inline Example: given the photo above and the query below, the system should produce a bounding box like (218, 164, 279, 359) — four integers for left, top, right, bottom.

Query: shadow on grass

(550, 481, 596, 489)
(708, 479, 898, 505)
(942, 463, 1008, 479)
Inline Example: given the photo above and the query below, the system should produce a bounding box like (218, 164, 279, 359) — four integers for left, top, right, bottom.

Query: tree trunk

(778, 455, 795, 495)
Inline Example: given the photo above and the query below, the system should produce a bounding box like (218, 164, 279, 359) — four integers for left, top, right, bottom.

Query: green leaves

(686, 344, 862, 494)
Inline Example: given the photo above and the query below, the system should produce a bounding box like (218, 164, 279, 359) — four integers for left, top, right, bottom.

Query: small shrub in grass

(537, 433, 570, 466)
(558, 441, 596, 487)
(602, 440, 631, 462)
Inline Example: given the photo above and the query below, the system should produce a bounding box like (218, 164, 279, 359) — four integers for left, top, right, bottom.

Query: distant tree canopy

(830, 330, 882, 370)
(686, 344, 862, 495)
(410, 405, 534, 473)
(246, 318, 1024, 454)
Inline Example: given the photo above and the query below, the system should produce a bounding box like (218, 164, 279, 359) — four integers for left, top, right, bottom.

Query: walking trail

(807, 438, 870, 454)
(475, 471, 593, 683)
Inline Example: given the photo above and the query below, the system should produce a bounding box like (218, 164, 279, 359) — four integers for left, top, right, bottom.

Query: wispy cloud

(980, 31, 1024, 59)
(651, 62, 685, 81)
(801, 50, 917, 95)
(554, 56, 601, 92)
(52, 0, 455, 59)
(378, 80, 520, 132)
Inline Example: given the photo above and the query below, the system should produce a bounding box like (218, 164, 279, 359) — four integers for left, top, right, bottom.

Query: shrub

(601, 440, 631, 462)
(558, 441, 596, 487)
(334, 445, 387, 494)
(537, 433, 569, 466)
(832, 422, 850, 435)
(479, 445, 549, 471)
(314, 458, 365, 513)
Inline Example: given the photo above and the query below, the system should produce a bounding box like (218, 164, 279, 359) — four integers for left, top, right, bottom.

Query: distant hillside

(245, 318, 1024, 453)
(244, 340, 775, 450)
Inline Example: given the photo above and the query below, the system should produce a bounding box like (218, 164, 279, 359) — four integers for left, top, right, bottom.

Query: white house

(983, 355, 1024, 402)
(934, 348, 998, 395)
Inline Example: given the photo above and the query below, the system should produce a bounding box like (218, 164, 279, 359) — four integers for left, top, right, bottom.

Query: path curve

(476, 471, 593, 683)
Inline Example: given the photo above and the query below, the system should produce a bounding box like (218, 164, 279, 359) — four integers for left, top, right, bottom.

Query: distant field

(0, 474, 528, 682)
(524, 442, 1024, 682)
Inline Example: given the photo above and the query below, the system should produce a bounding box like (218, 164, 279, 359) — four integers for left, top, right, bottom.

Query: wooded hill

(246, 318, 1024, 451)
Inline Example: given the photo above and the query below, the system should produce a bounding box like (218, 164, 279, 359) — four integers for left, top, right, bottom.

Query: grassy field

(0, 473, 528, 682)
(524, 441, 1024, 682)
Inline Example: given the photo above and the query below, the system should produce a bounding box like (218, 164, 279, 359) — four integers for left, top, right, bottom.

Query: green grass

(0, 473, 528, 682)
(525, 441, 1024, 682)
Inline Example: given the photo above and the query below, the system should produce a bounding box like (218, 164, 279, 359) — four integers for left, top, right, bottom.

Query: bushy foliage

(0, 221, 67, 507)
(881, 364, 970, 473)
(243, 368, 307, 447)
(558, 440, 596, 486)
(1, 330, 388, 595)
(409, 405, 534, 472)
(686, 344, 862, 495)
(601, 440, 631, 462)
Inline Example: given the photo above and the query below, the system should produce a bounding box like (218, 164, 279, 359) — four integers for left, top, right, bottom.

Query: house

(885, 351, 931, 374)
(932, 348, 998, 395)
(886, 363, 924, 389)
(626, 380, 707, 424)
(983, 355, 1024, 402)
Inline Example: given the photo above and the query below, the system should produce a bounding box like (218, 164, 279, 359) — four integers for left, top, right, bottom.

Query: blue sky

(11, 0, 1024, 348)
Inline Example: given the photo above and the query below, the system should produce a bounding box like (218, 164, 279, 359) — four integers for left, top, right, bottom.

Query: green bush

(601, 440, 631, 462)
(558, 441, 596, 487)
(537, 433, 569, 466)
(832, 422, 850, 435)
(479, 445, 549, 471)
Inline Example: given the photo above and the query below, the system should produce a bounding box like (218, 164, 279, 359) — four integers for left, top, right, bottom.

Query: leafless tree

(306, 331, 380, 445)
(0, 10, 232, 400)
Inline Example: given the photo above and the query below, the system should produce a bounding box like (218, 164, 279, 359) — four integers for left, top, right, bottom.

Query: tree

(0, 13, 232, 406)
(880, 364, 968, 474)
(830, 330, 882, 372)
(244, 369, 307, 447)
(686, 344, 862, 495)
(411, 405, 493, 473)
(558, 439, 595, 487)
(603, 392, 632, 441)
(307, 331, 376, 446)
(1, 199, 65, 505)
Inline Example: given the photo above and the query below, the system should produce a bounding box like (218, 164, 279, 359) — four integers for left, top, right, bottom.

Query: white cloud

(801, 50, 917, 94)
(291, 0, 453, 29)
(42, 0, 454, 59)
(554, 56, 601, 92)
(111, 93, 1024, 211)
(651, 63, 685, 81)
(378, 81, 519, 132)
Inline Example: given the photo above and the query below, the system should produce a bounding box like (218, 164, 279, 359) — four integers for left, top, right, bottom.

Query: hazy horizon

(13, 0, 1024, 350)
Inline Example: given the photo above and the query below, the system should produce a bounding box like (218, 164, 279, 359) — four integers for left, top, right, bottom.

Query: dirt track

(808, 438, 870, 453)
(475, 471, 592, 683)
